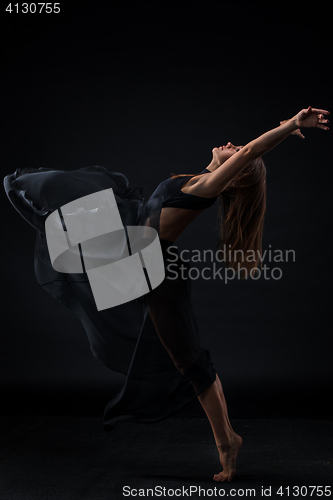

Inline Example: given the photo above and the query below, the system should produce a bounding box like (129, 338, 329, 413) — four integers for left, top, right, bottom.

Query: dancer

(3, 106, 329, 483)
(143, 106, 329, 482)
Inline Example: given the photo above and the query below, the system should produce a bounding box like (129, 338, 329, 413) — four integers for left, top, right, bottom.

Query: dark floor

(0, 415, 332, 500)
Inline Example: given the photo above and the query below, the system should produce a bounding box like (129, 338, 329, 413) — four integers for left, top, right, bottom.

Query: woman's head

(216, 156, 267, 278)
(212, 142, 244, 166)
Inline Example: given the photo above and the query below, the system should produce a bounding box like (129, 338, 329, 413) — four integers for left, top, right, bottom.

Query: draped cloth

(3, 165, 217, 429)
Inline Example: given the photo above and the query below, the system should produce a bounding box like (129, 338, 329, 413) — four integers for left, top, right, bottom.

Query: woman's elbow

(244, 144, 259, 160)
(245, 142, 262, 160)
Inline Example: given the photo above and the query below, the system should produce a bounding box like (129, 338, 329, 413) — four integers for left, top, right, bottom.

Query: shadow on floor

(0, 415, 332, 499)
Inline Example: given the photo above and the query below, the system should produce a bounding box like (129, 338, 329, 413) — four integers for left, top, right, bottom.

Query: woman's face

(212, 142, 243, 166)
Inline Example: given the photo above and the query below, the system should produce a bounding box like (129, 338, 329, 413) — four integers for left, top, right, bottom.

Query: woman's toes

(213, 471, 228, 482)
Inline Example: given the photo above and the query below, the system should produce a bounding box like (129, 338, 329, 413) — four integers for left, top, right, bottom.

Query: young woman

(142, 106, 329, 482)
(3, 106, 329, 483)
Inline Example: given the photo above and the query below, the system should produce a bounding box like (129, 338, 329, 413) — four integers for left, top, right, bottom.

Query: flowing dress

(3, 165, 217, 429)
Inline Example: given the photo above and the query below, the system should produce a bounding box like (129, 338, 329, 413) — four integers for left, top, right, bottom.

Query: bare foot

(213, 433, 243, 482)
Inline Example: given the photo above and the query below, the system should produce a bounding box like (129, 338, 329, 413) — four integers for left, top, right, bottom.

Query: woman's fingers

(312, 108, 330, 115)
(317, 113, 329, 130)
(294, 128, 305, 138)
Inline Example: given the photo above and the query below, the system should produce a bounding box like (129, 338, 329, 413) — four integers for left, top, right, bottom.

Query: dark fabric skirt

(3, 165, 217, 429)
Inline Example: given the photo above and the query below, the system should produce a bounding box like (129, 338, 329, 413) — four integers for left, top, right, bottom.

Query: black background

(1, 0, 332, 419)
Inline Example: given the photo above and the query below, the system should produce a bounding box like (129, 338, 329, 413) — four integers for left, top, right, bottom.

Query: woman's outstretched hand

(296, 106, 330, 130)
(280, 107, 329, 139)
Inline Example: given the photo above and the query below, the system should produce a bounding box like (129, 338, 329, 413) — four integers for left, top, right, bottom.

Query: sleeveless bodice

(149, 168, 217, 210)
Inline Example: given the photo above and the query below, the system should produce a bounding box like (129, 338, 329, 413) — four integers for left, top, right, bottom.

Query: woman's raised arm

(203, 106, 330, 196)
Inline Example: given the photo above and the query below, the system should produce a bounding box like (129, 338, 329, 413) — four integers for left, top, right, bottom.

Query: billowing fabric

(3, 165, 217, 429)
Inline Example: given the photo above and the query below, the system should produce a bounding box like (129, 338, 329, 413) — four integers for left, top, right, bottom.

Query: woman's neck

(205, 158, 221, 172)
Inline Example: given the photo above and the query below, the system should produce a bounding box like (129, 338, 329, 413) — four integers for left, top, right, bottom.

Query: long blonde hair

(216, 157, 266, 277)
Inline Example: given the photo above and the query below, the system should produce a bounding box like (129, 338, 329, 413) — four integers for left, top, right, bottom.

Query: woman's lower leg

(197, 376, 242, 482)
(215, 373, 237, 436)
(197, 378, 233, 446)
